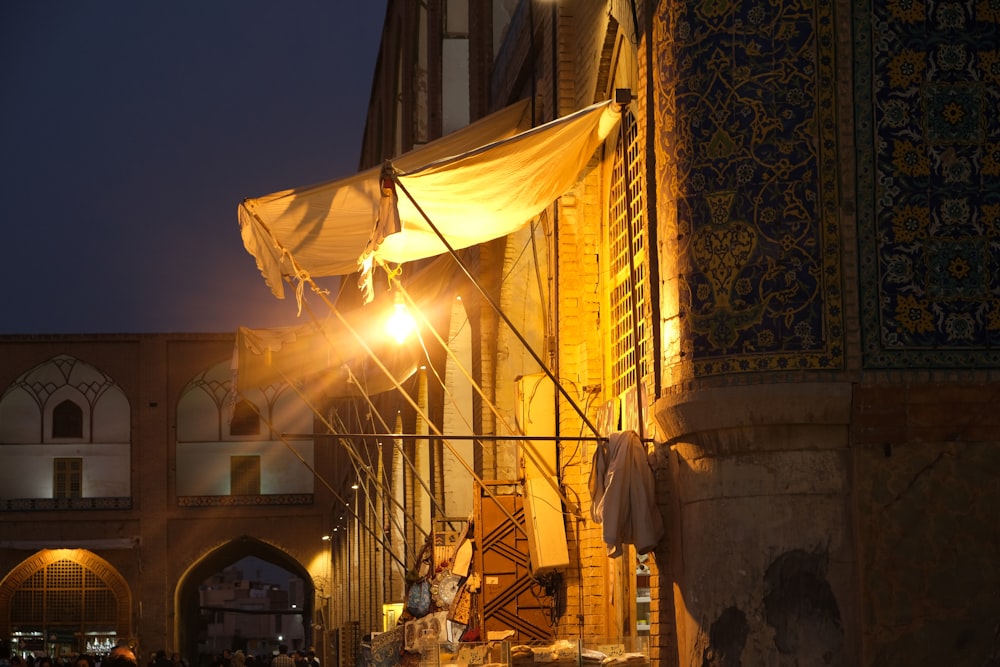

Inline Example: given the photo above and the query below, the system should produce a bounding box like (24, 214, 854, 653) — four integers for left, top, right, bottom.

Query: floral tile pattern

(655, 0, 845, 376)
(856, 0, 1000, 366)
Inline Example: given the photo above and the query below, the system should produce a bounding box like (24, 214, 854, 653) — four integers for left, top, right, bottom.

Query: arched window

(229, 400, 260, 436)
(0, 550, 131, 649)
(52, 399, 84, 438)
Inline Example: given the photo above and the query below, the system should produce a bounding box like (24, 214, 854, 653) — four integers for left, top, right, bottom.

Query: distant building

(199, 565, 303, 658)
(0, 335, 333, 662)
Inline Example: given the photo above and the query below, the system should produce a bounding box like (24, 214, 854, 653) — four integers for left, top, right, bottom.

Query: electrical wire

(391, 275, 587, 519)
(238, 395, 406, 570)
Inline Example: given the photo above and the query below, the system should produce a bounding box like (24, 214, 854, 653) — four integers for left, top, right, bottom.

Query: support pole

(392, 176, 604, 440)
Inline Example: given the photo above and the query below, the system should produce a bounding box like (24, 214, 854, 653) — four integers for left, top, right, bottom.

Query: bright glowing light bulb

(386, 293, 416, 344)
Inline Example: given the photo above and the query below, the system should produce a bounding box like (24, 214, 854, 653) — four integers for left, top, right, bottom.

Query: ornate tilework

(1, 497, 132, 511)
(656, 0, 845, 376)
(856, 0, 1000, 366)
(177, 494, 314, 507)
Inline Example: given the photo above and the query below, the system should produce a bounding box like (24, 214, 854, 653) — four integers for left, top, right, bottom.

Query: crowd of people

(0, 646, 145, 667)
(1, 644, 319, 667)
(208, 646, 319, 667)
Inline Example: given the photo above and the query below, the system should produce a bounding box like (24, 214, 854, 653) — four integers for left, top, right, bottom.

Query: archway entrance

(175, 538, 313, 667)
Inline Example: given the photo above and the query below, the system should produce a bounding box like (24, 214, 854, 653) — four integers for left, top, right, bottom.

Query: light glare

(386, 294, 416, 344)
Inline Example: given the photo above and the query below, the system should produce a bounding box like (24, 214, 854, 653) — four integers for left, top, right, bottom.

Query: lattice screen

(608, 108, 653, 398)
(53, 458, 82, 499)
(9, 558, 117, 631)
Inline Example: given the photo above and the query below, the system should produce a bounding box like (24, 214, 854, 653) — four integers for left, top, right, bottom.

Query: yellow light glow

(386, 293, 416, 344)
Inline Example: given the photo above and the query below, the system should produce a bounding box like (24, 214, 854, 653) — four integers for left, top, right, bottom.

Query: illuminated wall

(0, 355, 131, 503)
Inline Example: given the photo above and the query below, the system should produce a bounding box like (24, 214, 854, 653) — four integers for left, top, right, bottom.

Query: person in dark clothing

(151, 651, 172, 667)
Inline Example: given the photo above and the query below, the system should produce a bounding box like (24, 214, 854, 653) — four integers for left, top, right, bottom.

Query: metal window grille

(9, 558, 117, 631)
(608, 108, 653, 398)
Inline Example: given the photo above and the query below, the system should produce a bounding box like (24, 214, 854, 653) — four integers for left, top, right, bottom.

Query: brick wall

(853, 380, 1000, 665)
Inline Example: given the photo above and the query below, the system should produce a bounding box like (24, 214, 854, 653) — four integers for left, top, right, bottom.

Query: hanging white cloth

(588, 430, 664, 557)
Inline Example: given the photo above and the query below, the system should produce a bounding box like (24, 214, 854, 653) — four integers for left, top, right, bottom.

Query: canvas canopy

(238, 98, 622, 300)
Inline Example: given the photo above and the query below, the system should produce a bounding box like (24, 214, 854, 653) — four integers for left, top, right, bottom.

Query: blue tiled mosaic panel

(657, 0, 844, 376)
(857, 0, 1000, 366)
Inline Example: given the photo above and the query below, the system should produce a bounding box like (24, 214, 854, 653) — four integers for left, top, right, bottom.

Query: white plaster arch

(0, 355, 132, 501)
(176, 360, 315, 497)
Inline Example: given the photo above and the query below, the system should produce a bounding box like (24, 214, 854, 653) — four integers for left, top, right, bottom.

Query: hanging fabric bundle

(588, 429, 664, 557)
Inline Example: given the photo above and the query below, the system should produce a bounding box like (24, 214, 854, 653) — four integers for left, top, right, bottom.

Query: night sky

(0, 2, 386, 334)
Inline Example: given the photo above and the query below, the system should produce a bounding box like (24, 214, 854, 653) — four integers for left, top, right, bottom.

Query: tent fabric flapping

(238, 98, 622, 300)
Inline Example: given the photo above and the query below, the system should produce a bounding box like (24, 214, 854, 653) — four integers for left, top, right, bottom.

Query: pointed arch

(229, 399, 261, 436)
(173, 536, 315, 661)
(0, 354, 130, 445)
(52, 398, 84, 438)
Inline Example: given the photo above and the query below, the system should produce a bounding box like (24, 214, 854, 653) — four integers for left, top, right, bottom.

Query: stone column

(654, 382, 857, 665)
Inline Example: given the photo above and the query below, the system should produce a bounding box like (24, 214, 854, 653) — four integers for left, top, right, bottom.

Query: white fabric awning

(238, 99, 621, 299)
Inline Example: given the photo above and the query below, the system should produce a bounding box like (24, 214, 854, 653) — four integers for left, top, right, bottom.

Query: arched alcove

(176, 360, 315, 500)
(0, 355, 131, 504)
(0, 549, 132, 651)
(174, 537, 315, 664)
